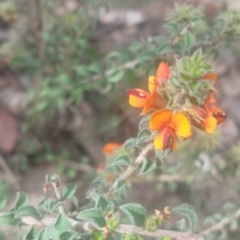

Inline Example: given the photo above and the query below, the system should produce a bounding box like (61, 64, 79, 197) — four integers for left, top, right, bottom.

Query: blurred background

(0, 0, 240, 239)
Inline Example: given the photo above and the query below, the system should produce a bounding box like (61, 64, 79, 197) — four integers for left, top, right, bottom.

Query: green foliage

(172, 204, 198, 232)
(120, 203, 146, 227)
(77, 208, 106, 228)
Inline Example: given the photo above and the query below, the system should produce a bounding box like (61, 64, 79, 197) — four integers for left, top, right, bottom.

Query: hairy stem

(106, 143, 153, 197)
(20, 215, 204, 240)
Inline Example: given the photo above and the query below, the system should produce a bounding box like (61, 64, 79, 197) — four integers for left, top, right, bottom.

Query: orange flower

(103, 142, 123, 155)
(191, 96, 227, 133)
(128, 62, 170, 114)
(149, 110, 192, 150)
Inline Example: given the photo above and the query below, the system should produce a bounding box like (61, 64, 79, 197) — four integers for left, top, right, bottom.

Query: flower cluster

(128, 51, 226, 151)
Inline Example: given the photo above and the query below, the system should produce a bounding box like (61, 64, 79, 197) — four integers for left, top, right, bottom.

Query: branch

(50, 175, 65, 215)
(201, 208, 240, 236)
(22, 215, 204, 240)
(106, 143, 153, 197)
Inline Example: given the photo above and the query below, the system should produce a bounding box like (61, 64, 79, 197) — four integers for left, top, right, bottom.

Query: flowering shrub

(128, 54, 226, 151)
(0, 3, 240, 240)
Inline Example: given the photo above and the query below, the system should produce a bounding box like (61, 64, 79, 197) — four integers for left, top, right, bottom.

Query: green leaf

(59, 231, 79, 240)
(120, 203, 146, 227)
(153, 36, 167, 46)
(114, 180, 126, 192)
(37, 228, 49, 240)
(15, 192, 28, 211)
(191, 17, 201, 27)
(138, 115, 150, 130)
(62, 184, 78, 200)
(113, 155, 130, 166)
(139, 158, 157, 175)
(49, 214, 72, 239)
(158, 43, 171, 54)
(0, 196, 7, 211)
(92, 177, 105, 188)
(130, 42, 143, 52)
(0, 212, 18, 226)
(172, 204, 198, 232)
(138, 52, 156, 63)
(184, 31, 196, 50)
(24, 227, 38, 240)
(108, 199, 118, 213)
(97, 196, 108, 211)
(137, 129, 151, 143)
(164, 22, 179, 34)
(49, 200, 65, 213)
(192, 49, 203, 63)
(105, 165, 122, 174)
(123, 138, 137, 151)
(108, 70, 124, 83)
(170, 218, 186, 232)
(155, 150, 163, 166)
(15, 205, 40, 219)
(77, 208, 106, 228)
(87, 192, 108, 211)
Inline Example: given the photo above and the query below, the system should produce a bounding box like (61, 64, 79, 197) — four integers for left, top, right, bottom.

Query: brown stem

(21, 215, 204, 240)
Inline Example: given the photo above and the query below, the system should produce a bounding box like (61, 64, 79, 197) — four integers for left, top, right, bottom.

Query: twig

(50, 175, 65, 214)
(201, 208, 240, 236)
(0, 154, 20, 190)
(106, 143, 153, 197)
(22, 215, 204, 240)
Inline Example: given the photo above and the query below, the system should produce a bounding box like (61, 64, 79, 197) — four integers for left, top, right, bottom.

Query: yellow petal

(148, 75, 157, 93)
(171, 113, 192, 138)
(204, 113, 217, 134)
(128, 89, 149, 108)
(150, 110, 172, 131)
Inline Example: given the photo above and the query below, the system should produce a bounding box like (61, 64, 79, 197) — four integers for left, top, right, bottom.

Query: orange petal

(202, 72, 218, 83)
(153, 127, 176, 150)
(142, 92, 156, 114)
(128, 89, 150, 108)
(148, 75, 157, 93)
(212, 107, 227, 124)
(103, 142, 123, 155)
(171, 113, 192, 138)
(150, 110, 172, 131)
(156, 62, 170, 82)
(203, 113, 217, 134)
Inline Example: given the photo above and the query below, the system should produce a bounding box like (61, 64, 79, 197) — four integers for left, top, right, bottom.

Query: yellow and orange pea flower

(149, 110, 192, 150)
(191, 96, 227, 134)
(128, 62, 170, 114)
(103, 142, 123, 155)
